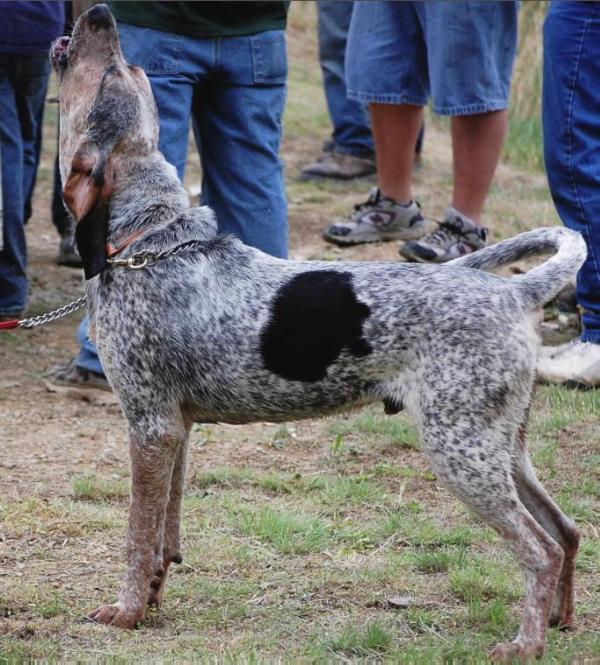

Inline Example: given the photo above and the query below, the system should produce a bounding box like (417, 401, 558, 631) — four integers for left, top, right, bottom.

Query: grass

(234, 505, 332, 554)
(323, 621, 394, 657)
(503, 1, 547, 172)
(327, 410, 420, 450)
(72, 473, 129, 502)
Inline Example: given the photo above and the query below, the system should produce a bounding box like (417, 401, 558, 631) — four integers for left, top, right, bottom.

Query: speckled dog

(52, 6, 586, 661)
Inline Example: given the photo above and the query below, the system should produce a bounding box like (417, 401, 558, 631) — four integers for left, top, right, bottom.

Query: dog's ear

(63, 143, 104, 221)
(64, 143, 113, 279)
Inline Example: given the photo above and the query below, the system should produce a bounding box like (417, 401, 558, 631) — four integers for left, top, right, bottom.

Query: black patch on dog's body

(261, 271, 372, 381)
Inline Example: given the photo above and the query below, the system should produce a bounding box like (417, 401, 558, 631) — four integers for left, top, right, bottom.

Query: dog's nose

(87, 4, 113, 28)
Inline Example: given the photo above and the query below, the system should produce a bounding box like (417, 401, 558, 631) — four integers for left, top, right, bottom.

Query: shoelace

(427, 221, 459, 244)
(353, 190, 380, 213)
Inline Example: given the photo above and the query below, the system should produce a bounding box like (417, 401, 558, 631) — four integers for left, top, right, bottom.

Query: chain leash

(18, 296, 88, 329)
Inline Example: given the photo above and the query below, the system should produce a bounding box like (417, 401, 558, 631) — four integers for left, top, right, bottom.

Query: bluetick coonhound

(51, 6, 586, 660)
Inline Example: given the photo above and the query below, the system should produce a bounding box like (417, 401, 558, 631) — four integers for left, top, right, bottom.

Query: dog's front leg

(148, 425, 190, 608)
(88, 426, 181, 628)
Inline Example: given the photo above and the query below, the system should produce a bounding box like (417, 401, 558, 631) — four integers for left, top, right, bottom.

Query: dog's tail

(448, 227, 587, 309)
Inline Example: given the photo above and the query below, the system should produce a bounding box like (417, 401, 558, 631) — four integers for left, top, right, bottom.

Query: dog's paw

(490, 640, 544, 662)
(548, 612, 574, 630)
(147, 552, 182, 608)
(86, 603, 142, 629)
(148, 569, 167, 608)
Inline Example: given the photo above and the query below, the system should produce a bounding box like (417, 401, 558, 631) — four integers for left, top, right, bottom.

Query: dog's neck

(107, 152, 190, 246)
(75, 151, 218, 279)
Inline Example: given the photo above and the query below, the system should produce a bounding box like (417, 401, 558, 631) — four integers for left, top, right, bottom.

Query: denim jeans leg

(76, 316, 104, 375)
(0, 56, 27, 315)
(318, 1, 373, 156)
(18, 55, 51, 223)
(543, 2, 600, 343)
(194, 84, 288, 257)
(194, 33, 288, 258)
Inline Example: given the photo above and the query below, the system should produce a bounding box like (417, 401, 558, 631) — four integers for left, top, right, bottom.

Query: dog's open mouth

(51, 36, 71, 69)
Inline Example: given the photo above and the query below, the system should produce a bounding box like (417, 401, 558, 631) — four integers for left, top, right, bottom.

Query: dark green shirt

(109, 1, 288, 38)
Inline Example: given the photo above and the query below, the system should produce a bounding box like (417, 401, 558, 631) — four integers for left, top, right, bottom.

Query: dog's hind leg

(421, 422, 563, 661)
(513, 419, 580, 629)
(148, 422, 191, 608)
(88, 415, 186, 629)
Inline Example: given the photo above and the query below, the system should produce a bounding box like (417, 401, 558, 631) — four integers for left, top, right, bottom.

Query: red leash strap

(0, 319, 21, 330)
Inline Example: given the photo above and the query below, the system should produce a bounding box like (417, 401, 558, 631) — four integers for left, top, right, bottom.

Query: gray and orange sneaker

(400, 207, 488, 263)
(323, 188, 426, 246)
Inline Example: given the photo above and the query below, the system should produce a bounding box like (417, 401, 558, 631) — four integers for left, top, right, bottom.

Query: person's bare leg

(451, 110, 508, 224)
(370, 102, 424, 203)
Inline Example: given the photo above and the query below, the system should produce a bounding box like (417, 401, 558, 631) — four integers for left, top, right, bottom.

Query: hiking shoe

(57, 234, 83, 268)
(300, 148, 376, 181)
(45, 357, 116, 404)
(537, 338, 600, 388)
(323, 188, 426, 246)
(400, 207, 488, 263)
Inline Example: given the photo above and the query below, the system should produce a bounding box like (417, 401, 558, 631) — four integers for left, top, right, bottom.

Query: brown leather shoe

(299, 149, 376, 181)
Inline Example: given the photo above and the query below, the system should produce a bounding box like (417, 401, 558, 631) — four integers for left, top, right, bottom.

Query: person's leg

(324, 1, 429, 246)
(53, 140, 83, 267)
(451, 110, 509, 224)
(537, 2, 600, 386)
(370, 103, 424, 203)
(16, 55, 51, 224)
(318, 1, 373, 157)
(401, 1, 518, 263)
(0, 56, 28, 318)
(193, 31, 288, 258)
(301, 1, 376, 181)
(76, 317, 104, 374)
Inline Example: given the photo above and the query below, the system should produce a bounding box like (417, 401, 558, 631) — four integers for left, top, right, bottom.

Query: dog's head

(51, 4, 159, 277)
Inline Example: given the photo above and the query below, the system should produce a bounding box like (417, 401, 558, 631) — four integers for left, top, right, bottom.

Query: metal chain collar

(106, 239, 207, 269)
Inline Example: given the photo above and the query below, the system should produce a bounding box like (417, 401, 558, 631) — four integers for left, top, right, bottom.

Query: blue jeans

(543, 1, 600, 343)
(346, 1, 518, 115)
(318, 1, 373, 157)
(77, 25, 289, 374)
(0, 54, 50, 316)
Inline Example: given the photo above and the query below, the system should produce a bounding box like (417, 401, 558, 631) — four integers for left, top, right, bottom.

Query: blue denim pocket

(250, 30, 287, 85)
(118, 23, 181, 76)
